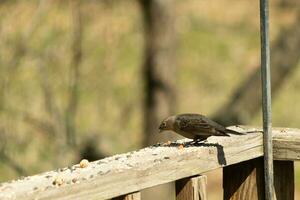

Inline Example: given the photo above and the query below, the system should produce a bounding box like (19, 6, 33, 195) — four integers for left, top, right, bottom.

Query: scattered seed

(126, 163, 133, 167)
(72, 178, 78, 183)
(45, 186, 52, 190)
(97, 171, 103, 175)
(97, 160, 106, 165)
(79, 159, 89, 168)
(52, 177, 64, 186)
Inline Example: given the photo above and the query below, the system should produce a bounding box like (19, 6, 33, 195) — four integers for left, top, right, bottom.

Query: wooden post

(112, 192, 141, 200)
(223, 157, 264, 200)
(274, 161, 294, 200)
(223, 158, 294, 200)
(176, 175, 207, 200)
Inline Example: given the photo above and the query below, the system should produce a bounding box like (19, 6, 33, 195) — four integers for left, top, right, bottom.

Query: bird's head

(158, 116, 176, 132)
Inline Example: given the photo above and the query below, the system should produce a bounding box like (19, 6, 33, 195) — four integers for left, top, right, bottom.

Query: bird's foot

(191, 138, 207, 145)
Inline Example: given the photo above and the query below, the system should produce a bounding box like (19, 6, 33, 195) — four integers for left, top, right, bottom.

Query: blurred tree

(24, 0, 83, 148)
(0, 132, 27, 176)
(0, 152, 27, 176)
(65, 0, 82, 146)
(139, 0, 178, 146)
(213, 7, 300, 125)
(0, 0, 50, 176)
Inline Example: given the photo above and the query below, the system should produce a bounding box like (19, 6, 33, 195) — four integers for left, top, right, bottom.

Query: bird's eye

(159, 121, 167, 129)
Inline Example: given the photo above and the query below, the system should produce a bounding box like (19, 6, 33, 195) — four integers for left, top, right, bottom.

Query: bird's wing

(175, 114, 229, 136)
(198, 115, 245, 135)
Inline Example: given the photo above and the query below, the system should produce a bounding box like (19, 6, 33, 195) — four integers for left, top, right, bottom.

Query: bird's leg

(198, 138, 207, 143)
(191, 137, 207, 145)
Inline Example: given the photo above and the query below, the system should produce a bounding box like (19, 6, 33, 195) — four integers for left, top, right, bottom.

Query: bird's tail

(225, 128, 246, 135)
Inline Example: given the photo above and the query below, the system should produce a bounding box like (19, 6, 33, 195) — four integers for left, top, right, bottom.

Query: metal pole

(259, 0, 274, 199)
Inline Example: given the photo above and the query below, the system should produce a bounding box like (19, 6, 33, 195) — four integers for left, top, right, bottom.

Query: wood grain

(223, 157, 265, 200)
(176, 175, 207, 200)
(223, 158, 294, 200)
(274, 161, 294, 200)
(0, 127, 299, 200)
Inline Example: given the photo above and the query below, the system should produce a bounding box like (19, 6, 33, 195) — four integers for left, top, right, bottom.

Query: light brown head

(158, 115, 176, 132)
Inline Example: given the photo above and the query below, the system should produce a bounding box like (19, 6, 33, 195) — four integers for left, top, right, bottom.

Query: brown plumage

(158, 113, 243, 141)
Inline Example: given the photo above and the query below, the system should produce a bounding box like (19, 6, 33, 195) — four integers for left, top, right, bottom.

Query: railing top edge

(0, 126, 299, 199)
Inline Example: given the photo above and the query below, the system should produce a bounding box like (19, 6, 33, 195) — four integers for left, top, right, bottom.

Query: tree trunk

(65, 0, 82, 146)
(139, 0, 177, 146)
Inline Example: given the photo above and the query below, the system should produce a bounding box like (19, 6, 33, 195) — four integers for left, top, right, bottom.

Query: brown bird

(158, 113, 243, 141)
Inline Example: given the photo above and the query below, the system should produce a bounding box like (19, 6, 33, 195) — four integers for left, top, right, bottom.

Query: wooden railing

(0, 126, 298, 200)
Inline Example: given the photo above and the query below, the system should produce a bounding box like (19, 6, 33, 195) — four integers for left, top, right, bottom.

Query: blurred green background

(1, 0, 300, 199)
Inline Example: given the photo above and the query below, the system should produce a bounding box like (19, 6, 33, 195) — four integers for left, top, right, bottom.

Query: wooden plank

(223, 157, 265, 200)
(273, 128, 300, 160)
(112, 192, 141, 200)
(223, 159, 294, 200)
(274, 161, 294, 200)
(176, 175, 207, 200)
(0, 127, 299, 200)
